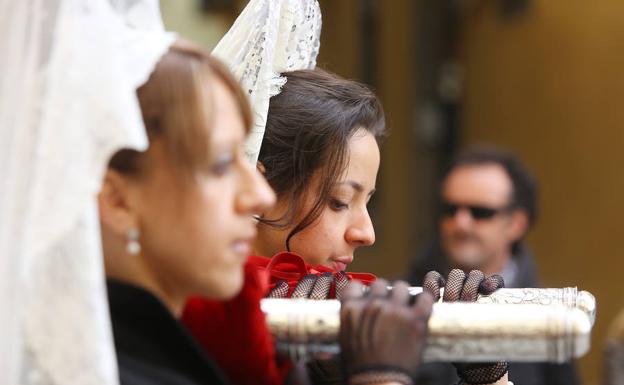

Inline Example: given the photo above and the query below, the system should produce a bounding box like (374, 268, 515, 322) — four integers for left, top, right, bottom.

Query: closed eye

(366, 191, 376, 204)
(330, 198, 349, 211)
(211, 154, 234, 176)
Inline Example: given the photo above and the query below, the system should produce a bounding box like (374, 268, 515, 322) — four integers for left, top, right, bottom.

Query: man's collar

(499, 257, 519, 288)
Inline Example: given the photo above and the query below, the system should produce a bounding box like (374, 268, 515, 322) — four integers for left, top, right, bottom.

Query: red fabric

(182, 260, 292, 385)
(249, 252, 377, 298)
(181, 253, 377, 385)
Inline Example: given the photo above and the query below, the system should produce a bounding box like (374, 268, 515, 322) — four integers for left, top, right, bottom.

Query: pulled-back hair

(109, 40, 252, 177)
(258, 68, 386, 249)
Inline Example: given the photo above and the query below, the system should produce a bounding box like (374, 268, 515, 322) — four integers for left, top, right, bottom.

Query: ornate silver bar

(261, 299, 593, 363)
(404, 287, 596, 325)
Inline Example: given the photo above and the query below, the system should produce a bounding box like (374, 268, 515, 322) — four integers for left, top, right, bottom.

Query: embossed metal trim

(261, 299, 593, 363)
(405, 287, 596, 325)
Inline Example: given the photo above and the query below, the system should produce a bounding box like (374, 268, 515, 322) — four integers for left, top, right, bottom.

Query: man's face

(439, 163, 522, 273)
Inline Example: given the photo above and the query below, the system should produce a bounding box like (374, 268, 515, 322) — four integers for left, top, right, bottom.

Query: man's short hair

(444, 144, 539, 226)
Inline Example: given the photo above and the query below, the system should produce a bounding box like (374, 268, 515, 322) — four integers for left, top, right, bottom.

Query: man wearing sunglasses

(437, 150, 533, 280)
(408, 145, 580, 385)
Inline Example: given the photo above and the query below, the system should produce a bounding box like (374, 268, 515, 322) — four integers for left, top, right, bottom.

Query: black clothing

(406, 241, 582, 385)
(108, 280, 229, 385)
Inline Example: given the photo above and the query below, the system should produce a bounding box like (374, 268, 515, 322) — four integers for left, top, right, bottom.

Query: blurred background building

(160, 1, 624, 383)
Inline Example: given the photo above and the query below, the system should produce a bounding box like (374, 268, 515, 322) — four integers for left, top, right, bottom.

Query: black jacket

(406, 241, 582, 385)
(108, 280, 229, 385)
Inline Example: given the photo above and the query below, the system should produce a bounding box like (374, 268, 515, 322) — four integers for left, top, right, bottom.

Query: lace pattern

(212, 0, 321, 163)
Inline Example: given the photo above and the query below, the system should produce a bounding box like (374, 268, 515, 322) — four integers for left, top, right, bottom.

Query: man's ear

(98, 169, 139, 237)
(256, 161, 266, 175)
(507, 209, 529, 243)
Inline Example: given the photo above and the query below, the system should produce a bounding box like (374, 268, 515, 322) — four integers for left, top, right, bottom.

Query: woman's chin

(205, 270, 244, 301)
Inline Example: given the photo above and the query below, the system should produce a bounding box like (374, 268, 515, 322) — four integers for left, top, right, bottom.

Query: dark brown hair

(109, 40, 252, 176)
(258, 68, 386, 249)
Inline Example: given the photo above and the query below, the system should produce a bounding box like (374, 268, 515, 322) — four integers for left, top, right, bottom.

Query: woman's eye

(330, 199, 349, 211)
(211, 155, 234, 176)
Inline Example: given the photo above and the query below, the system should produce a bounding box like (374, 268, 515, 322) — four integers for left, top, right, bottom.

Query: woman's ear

(256, 161, 266, 175)
(98, 169, 140, 237)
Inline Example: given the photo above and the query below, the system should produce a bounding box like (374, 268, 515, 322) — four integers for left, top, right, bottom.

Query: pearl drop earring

(126, 228, 141, 255)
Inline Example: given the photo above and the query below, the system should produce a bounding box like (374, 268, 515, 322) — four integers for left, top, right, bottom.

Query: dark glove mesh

(334, 271, 349, 300)
(459, 270, 485, 302)
(422, 271, 445, 301)
(268, 280, 289, 298)
(423, 269, 508, 385)
(309, 272, 333, 300)
(267, 272, 347, 300)
(291, 274, 317, 298)
(442, 269, 466, 302)
(479, 275, 505, 295)
(455, 362, 509, 385)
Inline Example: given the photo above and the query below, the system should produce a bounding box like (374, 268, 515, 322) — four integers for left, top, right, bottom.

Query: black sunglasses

(440, 202, 512, 220)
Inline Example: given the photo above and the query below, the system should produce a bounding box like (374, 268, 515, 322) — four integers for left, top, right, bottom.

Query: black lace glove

(268, 273, 352, 385)
(340, 279, 434, 385)
(423, 269, 508, 385)
(268, 271, 350, 299)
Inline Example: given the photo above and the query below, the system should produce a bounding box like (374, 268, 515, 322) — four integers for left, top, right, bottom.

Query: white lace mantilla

(212, 0, 322, 164)
(0, 1, 174, 384)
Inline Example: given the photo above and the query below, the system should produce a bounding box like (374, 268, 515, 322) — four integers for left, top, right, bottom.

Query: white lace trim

(212, 0, 321, 163)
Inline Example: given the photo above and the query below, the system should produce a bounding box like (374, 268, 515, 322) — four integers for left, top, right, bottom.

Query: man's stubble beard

(444, 235, 490, 272)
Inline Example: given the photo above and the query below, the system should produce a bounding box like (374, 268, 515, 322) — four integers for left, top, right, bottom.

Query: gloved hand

(268, 271, 351, 299)
(266, 269, 355, 385)
(339, 279, 434, 385)
(423, 269, 508, 385)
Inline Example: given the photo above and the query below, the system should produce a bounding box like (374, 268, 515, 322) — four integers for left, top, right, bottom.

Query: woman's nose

(237, 162, 276, 215)
(345, 209, 375, 247)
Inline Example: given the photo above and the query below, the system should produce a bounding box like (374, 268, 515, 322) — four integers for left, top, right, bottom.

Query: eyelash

(330, 198, 349, 211)
(212, 155, 234, 176)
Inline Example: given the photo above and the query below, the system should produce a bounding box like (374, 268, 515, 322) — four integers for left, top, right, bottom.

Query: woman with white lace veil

(180, 2, 432, 385)
(0, 1, 495, 384)
(0, 1, 281, 382)
(0, 1, 173, 384)
(209, 0, 383, 293)
(182, 1, 509, 385)
(0, 1, 278, 384)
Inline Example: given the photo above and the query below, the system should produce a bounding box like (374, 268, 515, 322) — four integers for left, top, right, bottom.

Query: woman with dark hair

(180, 66, 509, 385)
(251, 70, 510, 385)
(253, 68, 385, 272)
(176, 5, 501, 385)
(100, 39, 433, 385)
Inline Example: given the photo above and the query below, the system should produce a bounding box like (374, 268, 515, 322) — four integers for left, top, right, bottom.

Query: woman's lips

(231, 232, 255, 257)
(231, 239, 251, 256)
(332, 261, 347, 271)
(331, 256, 354, 271)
